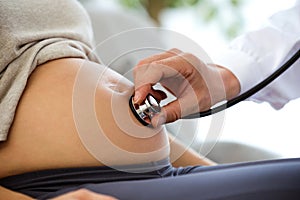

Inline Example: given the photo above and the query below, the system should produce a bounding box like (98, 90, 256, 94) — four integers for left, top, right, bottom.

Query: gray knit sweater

(0, 0, 99, 141)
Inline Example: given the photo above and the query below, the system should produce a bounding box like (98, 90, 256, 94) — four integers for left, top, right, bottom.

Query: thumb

(151, 100, 181, 127)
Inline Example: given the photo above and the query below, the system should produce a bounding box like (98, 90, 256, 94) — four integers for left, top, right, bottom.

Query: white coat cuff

(214, 49, 264, 94)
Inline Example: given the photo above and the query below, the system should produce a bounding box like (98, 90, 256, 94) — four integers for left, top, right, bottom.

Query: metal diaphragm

(129, 94, 161, 126)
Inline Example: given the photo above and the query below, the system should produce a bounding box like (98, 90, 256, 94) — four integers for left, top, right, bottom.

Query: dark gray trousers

(1, 158, 299, 200)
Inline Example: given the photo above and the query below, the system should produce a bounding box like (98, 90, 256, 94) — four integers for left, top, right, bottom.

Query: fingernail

(133, 92, 141, 104)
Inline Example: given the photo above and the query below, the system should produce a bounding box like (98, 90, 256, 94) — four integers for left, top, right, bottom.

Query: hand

(133, 48, 240, 127)
(51, 189, 118, 200)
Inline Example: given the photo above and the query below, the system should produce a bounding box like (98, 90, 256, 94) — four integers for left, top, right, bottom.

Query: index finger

(136, 48, 182, 66)
(133, 49, 182, 103)
(133, 60, 180, 104)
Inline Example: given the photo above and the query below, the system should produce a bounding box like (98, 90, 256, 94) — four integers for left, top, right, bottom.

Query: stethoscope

(129, 49, 300, 126)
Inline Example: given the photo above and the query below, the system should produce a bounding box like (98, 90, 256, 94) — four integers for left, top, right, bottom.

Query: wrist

(217, 65, 241, 100)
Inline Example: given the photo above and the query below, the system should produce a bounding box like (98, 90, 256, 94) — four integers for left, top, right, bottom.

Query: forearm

(0, 186, 33, 200)
(168, 134, 216, 167)
(217, 64, 241, 100)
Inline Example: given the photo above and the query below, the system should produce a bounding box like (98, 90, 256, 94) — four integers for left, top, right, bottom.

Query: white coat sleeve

(215, 3, 300, 109)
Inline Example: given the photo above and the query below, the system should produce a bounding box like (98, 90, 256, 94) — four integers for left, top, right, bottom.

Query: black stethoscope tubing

(183, 48, 300, 119)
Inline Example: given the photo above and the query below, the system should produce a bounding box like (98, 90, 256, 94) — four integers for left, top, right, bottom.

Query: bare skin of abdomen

(0, 58, 169, 179)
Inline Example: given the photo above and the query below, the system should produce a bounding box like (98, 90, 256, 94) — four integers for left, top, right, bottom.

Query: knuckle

(181, 53, 204, 73)
(184, 52, 199, 61)
(183, 52, 194, 58)
(153, 58, 174, 69)
(169, 48, 182, 54)
(149, 61, 166, 72)
(151, 60, 163, 67)
(182, 52, 198, 64)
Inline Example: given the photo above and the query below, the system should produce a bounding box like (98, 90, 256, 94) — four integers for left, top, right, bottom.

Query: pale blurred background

(81, 0, 299, 159)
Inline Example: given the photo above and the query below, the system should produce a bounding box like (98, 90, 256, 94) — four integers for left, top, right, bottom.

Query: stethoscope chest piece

(129, 94, 161, 126)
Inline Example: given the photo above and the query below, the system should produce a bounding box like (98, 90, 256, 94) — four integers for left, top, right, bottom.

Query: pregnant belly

(0, 58, 169, 178)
